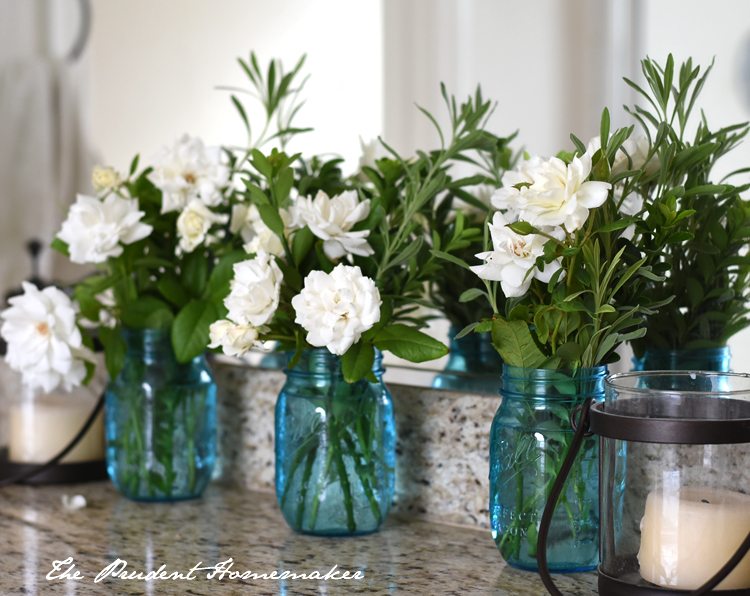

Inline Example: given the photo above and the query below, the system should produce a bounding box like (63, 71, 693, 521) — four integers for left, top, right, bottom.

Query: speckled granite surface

(211, 361, 503, 529)
(0, 482, 597, 595)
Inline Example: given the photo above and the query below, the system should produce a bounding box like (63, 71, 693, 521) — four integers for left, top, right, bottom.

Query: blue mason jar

(105, 328, 216, 501)
(275, 348, 395, 536)
(490, 366, 608, 572)
(632, 346, 731, 372)
(431, 328, 504, 394)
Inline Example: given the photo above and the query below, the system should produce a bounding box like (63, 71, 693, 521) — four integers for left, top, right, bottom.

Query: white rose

(291, 190, 374, 260)
(208, 320, 264, 357)
(57, 194, 153, 264)
(230, 203, 288, 257)
(176, 199, 229, 253)
(148, 134, 230, 213)
(492, 154, 611, 232)
(1, 283, 95, 392)
(244, 227, 284, 257)
(491, 156, 546, 223)
(471, 212, 564, 298)
(92, 165, 121, 192)
(291, 264, 381, 356)
(224, 251, 283, 327)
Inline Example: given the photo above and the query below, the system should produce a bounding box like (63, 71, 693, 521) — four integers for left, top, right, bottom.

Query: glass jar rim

(606, 370, 750, 398)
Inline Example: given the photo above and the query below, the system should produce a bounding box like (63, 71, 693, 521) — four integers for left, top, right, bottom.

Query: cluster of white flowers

(292, 264, 381, 355)
(149, 134, 230, 213)
(208, 251, 283, 356)
(57, 194, 153, 264)
(291, 190, 373, 260)
(1, 283, 95, 392)
(473, 146, 613, 296)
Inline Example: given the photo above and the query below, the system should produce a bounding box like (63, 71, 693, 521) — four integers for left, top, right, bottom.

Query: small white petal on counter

(61, 494, 87, 510)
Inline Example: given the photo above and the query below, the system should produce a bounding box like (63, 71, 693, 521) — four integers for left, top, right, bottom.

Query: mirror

(2, 0, 750, 392)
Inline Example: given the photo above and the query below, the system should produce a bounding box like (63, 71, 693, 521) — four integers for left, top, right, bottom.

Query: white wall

(88, 0, 383, 174)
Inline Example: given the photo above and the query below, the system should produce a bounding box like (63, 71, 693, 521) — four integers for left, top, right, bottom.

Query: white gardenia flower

(471, 212, 564, 298)
(208, 320, 265, 357)
(291, 264, 381, 356)
(492, 154, 611, 232)
(91, 165, 121, 192)
(230, 203, 288, 257)
(176, 199, 229, 253)
(0, 283, 95, 392)
(148, 134, 230, 213)
(57, 194, 153, 264)
(291, 190, 374, 260)
(224, 251, 283, 327)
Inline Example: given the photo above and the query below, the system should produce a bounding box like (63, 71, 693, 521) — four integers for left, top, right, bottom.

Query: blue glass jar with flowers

(435, 97, 695, 570)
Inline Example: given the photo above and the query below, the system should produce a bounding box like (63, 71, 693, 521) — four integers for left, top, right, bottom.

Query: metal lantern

(538, 371, 750, 596)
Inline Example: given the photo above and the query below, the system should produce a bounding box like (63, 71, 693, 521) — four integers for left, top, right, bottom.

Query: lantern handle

(537, 396, 595, 596)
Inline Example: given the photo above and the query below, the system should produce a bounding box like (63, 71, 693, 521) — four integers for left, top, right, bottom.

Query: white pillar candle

(638, 487, 750, 590)
(8, 394, 104, 464)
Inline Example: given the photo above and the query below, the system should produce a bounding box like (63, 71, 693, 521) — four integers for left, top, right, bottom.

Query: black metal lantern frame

(538, 371, 750, 596)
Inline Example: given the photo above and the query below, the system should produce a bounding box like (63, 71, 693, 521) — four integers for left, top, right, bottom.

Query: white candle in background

(638, 487, 750, 590)
(8, 393, 104, 464)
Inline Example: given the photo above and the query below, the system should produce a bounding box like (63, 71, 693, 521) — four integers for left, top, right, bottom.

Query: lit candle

(8, 393, 104, 464)
(638, 487, 750, 590)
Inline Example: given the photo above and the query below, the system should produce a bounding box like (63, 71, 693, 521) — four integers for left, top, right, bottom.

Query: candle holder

(538, 371, 750, 595)
(0, 362, 108, 485)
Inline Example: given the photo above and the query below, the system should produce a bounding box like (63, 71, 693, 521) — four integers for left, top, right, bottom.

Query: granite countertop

(0, 482, 598, 595)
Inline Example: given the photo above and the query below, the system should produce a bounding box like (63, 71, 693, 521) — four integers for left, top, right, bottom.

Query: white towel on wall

(0, 57, 95, 300)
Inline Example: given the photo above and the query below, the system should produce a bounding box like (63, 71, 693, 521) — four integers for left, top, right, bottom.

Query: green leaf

(171, 300, 222, 363)
(454, 322, 480, 339)
(458, 288, 486, 303)
(50, 237, 70, 256)
(204, 250, 247, 300)
(507, 221, 535, 235)
(119, 296, 174, 329)
(372, 324, 448, 363)
(491, 318, 546, 368)
(129, 154, 140, 177)
(430, 249, 471, 270)
(99, 325, 127, 380)
(157, 273, 189, 308)
(274, 167, 295, 202)
(291, 226, 315, 267)
(251, 149, 273, 179)
(685, 277, 703, 309)
(257, 204, 286, 238)
(556, 342, 582, 362)
(666, 231, 694, 244)
(73, 286, 101, 322)
(598, 218, 635, 233)
(595, 333, 618, 364)
(386, 237, 424, 269)
(341, 340, 375, 383)
(181, 250, 208, 298)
